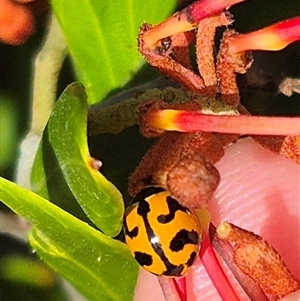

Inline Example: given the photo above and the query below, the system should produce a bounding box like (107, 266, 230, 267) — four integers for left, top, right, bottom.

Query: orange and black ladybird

(124, 186, 202, 277)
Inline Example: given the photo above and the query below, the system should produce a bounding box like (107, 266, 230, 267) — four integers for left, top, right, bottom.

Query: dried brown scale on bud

(187, 132, 227, 163)
(280, 135, 300, 164)
(251, 135, 286, 154)
(128, 130, 222, 206)
(222, 31, 253, 74)
(139, 24, 207, 94)
(213, 132, 241, 148)
(211, 225, 270, 300)
(151, 132, 197, 186)
(196, 12, 233, 88)
(151, 131, 225, 184)
(216, 30, 253, 107)
(129, 127, 232, 208)
(128, 131, 193, 196)
(127, 130, 205, 195)
(127, 132, 177, 197)
(166, 154, 220, 208)
(217, 222, 300, 299)
(169, 32, 195, 69)
(140, 11, 254, 108)
(128, 127, 228, 208)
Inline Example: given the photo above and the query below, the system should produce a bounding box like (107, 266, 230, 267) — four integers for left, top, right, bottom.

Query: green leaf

(0, 177, 139, 301)
(31, 82, 124, 237)
(51, 0, 177, 104)
(31, 132, 92, 224)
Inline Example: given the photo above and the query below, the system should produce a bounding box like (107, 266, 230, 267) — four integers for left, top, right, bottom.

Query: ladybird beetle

(124, 186, 202, 277)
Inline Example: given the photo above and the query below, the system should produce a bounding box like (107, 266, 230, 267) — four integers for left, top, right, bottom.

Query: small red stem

(148, 110, 300, 136)
(200, 233, 240, 301)
(228, 16, 300, 53)
(143, 0, 246, 48)
(172, 277, 188, 301)
(187, 0, 246, 23)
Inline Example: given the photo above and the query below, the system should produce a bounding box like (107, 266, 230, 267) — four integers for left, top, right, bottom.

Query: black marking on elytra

(131, 186, 165, 205)
(163, 264, 185, 277)
(137, 197, 151, 216)
(123, 207, 139, 239)
(170, 229, 199, 252)
(134, 252, 153, 266)
(125, 225, 139, 239)
(186, 251, 197, 267)
(157, 196, 189, 224)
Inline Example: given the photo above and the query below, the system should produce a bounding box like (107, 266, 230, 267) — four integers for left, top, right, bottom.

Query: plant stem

(30, 14, 68, 135)
(200, 233, 240, 301)
(147, 109, 300, 136)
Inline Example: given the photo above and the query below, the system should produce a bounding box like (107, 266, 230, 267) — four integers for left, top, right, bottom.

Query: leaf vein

(84, 0, 118, 87)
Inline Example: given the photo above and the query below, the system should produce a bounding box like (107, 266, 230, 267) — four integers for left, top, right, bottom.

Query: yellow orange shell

(124, 187, 202, 277)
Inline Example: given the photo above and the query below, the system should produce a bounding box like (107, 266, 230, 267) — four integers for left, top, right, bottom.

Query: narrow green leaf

(32, 82, 124, 236)
(0, 177, 139, 301)
(51, 0, 177, 103)
(31, 136, 92, 224)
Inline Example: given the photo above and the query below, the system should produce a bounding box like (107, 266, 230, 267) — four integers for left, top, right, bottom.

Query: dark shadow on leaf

(88, 125, 156, 206)
(39, 126, 92, 224)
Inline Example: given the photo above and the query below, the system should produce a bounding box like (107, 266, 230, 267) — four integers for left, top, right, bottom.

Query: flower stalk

(145, 109, 300, 136)
(143, 0, 246, 48)
(228, 17, 300, 53)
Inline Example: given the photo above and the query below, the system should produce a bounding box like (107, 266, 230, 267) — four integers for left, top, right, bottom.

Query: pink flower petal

(134, 138, 299, 301)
